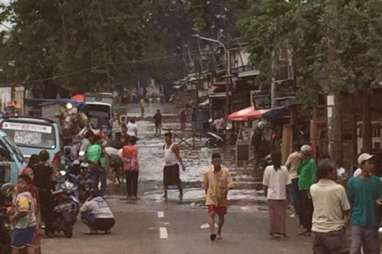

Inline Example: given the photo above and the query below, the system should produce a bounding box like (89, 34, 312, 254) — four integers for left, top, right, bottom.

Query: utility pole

(192, 34, 231, 116)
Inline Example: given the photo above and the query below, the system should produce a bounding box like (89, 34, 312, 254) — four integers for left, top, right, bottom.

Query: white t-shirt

(310, 179, 350, 233)
(127, 122, 138, 137)
(80, 196, 114, 219)
(262, 165, 291, 200)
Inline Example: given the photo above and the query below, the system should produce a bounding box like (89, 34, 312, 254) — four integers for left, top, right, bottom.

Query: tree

(0, 0, 245, 96)
(237, 0, 382, 156)
(0, 0, 151, 96)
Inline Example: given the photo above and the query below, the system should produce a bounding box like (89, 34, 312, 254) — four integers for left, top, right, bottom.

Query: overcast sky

(0, 0, 10, 31)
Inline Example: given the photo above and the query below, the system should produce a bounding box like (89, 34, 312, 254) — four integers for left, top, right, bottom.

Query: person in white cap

(347, 153, 382, 254)
(296, 144, 317, 236)
(353, 153, 375, 177)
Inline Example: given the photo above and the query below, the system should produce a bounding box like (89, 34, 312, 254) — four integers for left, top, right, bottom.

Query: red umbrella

(228, 106, 269, 121)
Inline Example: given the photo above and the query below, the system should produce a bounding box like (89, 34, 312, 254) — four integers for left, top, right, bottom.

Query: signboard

(2, 122, 52, 134)
(14, 131, 42, 146)
(251, 91, 271, 110)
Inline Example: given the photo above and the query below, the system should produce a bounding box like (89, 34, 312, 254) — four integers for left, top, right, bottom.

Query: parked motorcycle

(206, 131, 225, 148)
(254, 154, 272, 172)
(51, 171, 80, 238)
(0, 209, 11, 254)
(78, 161, 95, 203)
(0, 184, 14, 254)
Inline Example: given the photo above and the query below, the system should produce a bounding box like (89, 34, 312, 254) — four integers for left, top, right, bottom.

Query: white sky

(0, 0, 10, 31)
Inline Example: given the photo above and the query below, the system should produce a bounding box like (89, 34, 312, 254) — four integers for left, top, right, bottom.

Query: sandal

(298, 231, 311, 237)
(84, 230, 98, 235)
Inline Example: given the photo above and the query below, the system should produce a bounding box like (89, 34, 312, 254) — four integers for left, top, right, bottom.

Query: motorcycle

(51, 171, 80, 238)
(206, 131, 225, 148)
(78, 161, 95, 203)
(254, 154, 272, 172)
(0, 208, 11, 254)
(0, 184, 14, 254)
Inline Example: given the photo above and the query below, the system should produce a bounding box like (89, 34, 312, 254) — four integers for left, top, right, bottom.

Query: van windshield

(81, 104, 111, 127)
(82, 104, 111, 118)
(3, 136, 24, 162)
(2, 121, 56, 150)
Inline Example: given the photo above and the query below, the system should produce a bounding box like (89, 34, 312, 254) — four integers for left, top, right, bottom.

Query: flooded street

(121, 103, 266, 210)
(42, 103, 309, 254)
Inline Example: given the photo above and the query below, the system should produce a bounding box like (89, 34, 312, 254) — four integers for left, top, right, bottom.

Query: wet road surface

(42, 104, 312, 254)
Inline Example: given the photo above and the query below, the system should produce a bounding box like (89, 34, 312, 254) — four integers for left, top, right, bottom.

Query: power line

(2, 49, 213, 85)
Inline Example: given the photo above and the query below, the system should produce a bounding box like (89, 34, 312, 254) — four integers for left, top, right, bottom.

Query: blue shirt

(347, 175, 382, 226)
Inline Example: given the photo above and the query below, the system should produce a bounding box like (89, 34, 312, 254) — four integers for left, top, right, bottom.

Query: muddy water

(114, 103, 266, 209)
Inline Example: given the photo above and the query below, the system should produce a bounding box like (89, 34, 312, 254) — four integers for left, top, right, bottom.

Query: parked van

(80, 102, 113, 136)
(1, 117, 61, 169)
(0, 130, 25, 184)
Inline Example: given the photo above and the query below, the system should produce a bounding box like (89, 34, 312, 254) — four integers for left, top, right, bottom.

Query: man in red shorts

(203, 152, 233, 241)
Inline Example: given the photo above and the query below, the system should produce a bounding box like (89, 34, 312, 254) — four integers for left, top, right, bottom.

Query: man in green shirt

(347, 153, 382, 254)
(86, 134, 106, 196)
(86, 142, 102, 164)
(296, 145, 317, 236)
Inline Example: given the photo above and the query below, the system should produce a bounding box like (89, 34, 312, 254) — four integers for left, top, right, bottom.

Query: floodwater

(129, 115, 266, 209)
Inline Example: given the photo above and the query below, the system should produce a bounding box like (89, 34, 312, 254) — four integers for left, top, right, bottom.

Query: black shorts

(94, 218, 115, 231)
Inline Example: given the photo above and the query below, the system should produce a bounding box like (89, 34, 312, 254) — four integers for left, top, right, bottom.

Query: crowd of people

(9, 107, 382, 253)
(262, 144, 382, 254)
(8, 151, 54, 254)
(7, 128, 118, 253)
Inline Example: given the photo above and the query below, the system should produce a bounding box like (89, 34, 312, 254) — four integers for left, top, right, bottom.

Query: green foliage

(237, 0, 382, 107)
(0, 0, 243, 94)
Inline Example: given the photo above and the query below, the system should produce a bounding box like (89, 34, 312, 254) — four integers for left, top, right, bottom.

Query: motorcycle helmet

(257, 120, 268, 129)
(0, 183, 15, 200)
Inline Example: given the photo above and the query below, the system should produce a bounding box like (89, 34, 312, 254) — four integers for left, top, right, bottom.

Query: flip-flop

(216, 234, 223, 240)
(298, 231, 311, 237)
(84, 231, 98, 235)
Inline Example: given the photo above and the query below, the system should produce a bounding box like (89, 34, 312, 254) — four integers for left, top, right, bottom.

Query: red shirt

(122, 145, 138, 171)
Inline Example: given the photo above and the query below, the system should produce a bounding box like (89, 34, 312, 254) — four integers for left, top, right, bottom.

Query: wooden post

(352, 99, 358, 165)
(310, 107, 319, 158)
(332, 94, 343, 165)
(360, 88, 372, 153)
(281, 123, 293, 164)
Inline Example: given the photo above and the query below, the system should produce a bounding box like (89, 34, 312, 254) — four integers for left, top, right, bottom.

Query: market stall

(228, 106, 270, 166)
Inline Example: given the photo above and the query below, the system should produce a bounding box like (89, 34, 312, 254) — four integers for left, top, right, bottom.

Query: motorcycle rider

(80, 191, 115, 235)
(85, 134, 107, 196)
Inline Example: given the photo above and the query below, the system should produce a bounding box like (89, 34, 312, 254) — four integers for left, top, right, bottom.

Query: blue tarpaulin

(262, 106, 289, 121)
(24, 98, 83, 107)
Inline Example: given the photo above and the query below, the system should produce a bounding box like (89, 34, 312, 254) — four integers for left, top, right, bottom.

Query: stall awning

(228, 106, 269, 121)
(24, 98, 83, 107)
(262, 106, 289, 120)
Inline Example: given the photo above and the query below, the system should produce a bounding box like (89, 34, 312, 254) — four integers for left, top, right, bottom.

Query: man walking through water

(163, 132, 185, 202)
(203, 153, 233, 241)
(153, 109, 162, 136)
